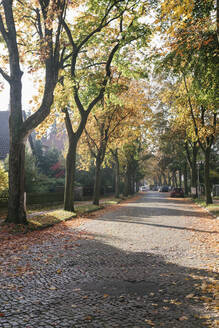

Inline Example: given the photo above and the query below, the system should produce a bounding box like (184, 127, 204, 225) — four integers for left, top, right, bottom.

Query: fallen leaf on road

(179, 316, 188, 321)
(163, 306, 169, 310)
(145, 319, 155, 326)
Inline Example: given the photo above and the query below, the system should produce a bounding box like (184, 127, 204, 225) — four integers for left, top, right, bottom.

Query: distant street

(0, 192, 218, 328)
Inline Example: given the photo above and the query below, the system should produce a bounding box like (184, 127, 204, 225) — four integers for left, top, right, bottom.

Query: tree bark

(191, 144, 198, 198)
(131, 174, 135, 194)
(6, 141, 27, 224)
(179, 168, 182, 188)
(93, 156, 101, 206)
(64, 142, 77, 212)
(162, 173, 167, 185)
(183, 162, 188, 196)
(124, 168, 130, 197)
(173, 171, 177, 187)
(113, 149, 120, 198)
(217, 0, 219, 43)
(204, 147, 213, 204)
(167, 172, 171, 186)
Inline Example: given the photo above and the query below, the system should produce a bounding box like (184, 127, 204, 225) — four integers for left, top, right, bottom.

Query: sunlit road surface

(80, 191, 212, 268)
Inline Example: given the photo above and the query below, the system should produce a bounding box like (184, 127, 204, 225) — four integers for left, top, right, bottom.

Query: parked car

(170, 187, 184, 198)
(159, 185, 169, 192)
(140, 186, 148, 191)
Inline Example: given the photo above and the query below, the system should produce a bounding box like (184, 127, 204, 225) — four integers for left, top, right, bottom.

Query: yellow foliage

(0, 163, 8, 192)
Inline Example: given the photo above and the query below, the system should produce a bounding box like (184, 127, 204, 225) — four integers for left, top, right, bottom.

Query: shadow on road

(0, 192, 217, 327)
(14, 227, 215, 328)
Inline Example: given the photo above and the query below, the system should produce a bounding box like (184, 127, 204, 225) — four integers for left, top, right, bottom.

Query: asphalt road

(0, 191, 218, 327)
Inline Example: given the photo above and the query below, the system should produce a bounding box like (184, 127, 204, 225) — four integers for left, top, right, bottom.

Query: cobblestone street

(0, 192, 218, 327)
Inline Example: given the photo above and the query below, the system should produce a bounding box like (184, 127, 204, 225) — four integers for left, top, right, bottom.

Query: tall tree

(153, 0, 218, 203)
(79, 78, 149, 205)
(55, 0, 151, 211)
(0, 0, 66, 223)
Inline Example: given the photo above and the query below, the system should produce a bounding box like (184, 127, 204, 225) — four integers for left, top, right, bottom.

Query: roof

(0, 111, 10, 160)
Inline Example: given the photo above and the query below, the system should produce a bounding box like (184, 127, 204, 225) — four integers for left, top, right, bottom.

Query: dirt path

(0, 192, 218, 327)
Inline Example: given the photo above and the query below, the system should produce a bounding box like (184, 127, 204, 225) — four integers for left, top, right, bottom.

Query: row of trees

(0, 0, 217, 224)
(148, 0, 218, 203)
(0, 0, 153, 223)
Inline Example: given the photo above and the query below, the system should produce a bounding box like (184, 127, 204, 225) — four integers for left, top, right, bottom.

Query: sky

(0, 10, 159, 112)
(0, 76, 36, 112)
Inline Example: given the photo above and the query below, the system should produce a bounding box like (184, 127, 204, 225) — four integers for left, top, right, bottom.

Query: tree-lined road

(0, 192, 218, 327)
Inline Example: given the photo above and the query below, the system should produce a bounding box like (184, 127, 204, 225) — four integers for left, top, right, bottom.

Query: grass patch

(102, 198, 121, 205)
(75, 204, 102, 214)
(205, 205, 219, 218)
(0, 196, 128, 233)
(29, 209, 76, 229)
(0, 210, 76, 234)
(194, 199, 219, 218)
(27, 203, 63, 213)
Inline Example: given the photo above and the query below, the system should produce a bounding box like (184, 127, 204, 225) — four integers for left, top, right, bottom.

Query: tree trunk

(158, 175, 162, 186)
(128, 169, 132, 195)
(64, 142, 77, 212)
(204, 147, 213, 204)
(124, 169, 129, 197)
(167, 172, 171, 186)
(173, 171, 178, 187)
(162, 173, 167, 185)
(131, 173, 135, 194)
(1, 0, 63, 224)
(6, 140, 27, 224)
(179, 169, 182, 188)
(191, 145, 198, 198)
(183, 162, 188, 196)
(93, 157, 101, 206)
(114, 153, 120, 198)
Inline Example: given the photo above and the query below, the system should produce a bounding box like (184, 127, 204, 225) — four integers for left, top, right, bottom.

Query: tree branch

(85, 128, 98, 158)
(182, 74, 203, 147)
(62, 19, 77, 50)
(184, 141, 192, 168)
(77, 0, 124, 51)
(0, 67, 10, 82)
(80, 62, 107, 70)
(62, 107, 74, 138)
(0, 12, 9, 44)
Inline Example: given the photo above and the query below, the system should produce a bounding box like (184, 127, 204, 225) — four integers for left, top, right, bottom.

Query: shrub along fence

(0, 186, 114, 209)
(0, 192, 64, 208)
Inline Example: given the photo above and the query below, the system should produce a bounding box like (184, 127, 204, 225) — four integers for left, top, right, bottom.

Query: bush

(0, 163, 8, 192)
(26, 192, 64, 205)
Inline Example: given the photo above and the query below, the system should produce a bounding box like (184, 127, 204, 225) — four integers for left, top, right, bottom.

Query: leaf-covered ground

(0, 193, 218, 327)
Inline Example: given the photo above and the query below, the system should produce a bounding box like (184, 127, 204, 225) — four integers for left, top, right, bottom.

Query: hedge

(0, 192, 64, 208)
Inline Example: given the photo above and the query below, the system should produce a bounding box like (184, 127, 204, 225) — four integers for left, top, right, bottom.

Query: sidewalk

(0, 196, 125, 232)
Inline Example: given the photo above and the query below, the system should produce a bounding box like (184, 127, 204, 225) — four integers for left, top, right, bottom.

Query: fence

(0, 186, 114, 208)
(0, 192, 64, 208)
